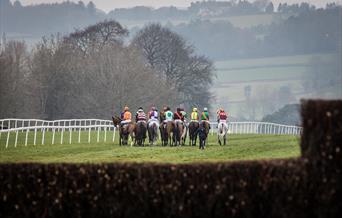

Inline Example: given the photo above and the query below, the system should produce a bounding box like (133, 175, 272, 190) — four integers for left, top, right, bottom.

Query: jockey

(217, 108, 228, 124)
(200, 107, 210, 129)
(148, 106, 159, 120)
(200, 107, 210, 122)
(135, 107, 147, 123)
(190, 107, 199, 122)
(121, 106, 132, 126)
(173, 108, 184, 126)
(160, 106, 167, 123)
(164, 107, 173, 123)
(147, 106, 159, 128)
(180, 108, 187, 122)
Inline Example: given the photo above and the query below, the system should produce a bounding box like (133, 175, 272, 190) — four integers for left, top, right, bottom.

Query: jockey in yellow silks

(190, 107, 199, 122)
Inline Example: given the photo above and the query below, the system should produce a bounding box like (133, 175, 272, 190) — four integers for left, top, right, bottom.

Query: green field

(0, 131, 300, 163)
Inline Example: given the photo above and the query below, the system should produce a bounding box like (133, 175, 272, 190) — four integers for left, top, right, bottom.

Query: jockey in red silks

(217, 108, 228, 127)
(173, 107, 184, 126)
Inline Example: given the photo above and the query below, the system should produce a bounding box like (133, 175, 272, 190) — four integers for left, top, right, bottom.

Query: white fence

(0, 118, 302, 148)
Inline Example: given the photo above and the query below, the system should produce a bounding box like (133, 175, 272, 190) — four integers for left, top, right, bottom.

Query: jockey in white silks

(164, 108, 174, 123)
(147, 107, 160, 129)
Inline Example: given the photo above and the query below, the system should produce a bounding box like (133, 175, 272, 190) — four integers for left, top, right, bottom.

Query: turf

(0, 131, 300, 163)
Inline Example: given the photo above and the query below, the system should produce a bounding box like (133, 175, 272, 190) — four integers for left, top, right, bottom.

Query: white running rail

(0, 124, 116, 149)
(0, 118, 302, 148)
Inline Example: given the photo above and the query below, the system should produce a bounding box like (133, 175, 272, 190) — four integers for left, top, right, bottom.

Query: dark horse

(135, 121, 147, 146)
(188, 121, 199, 146)
(173, 120, 185, 146)
(112, 116, 135, 146)
(148, 121, 159, 145)
(200, 121, 210, 137)
(197, 126, 208, 150)
(160, 121, 174, 146)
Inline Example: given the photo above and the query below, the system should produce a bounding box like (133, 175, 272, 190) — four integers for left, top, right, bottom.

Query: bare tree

(0, 40, 29, 118)
(132, 23, 214, 110)
(64, 20, 128, 55)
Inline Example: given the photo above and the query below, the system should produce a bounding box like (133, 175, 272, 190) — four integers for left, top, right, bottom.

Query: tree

(262, 104, 300, 125)
(265, 2, 274, 13)
(25, 21, 175, 119)
(13, 0, 22, 8)
(132, 24, 214, 110)
(87, 1, 96, 14)
(0, 40, 29, 118)
(64, 20, 128, 55)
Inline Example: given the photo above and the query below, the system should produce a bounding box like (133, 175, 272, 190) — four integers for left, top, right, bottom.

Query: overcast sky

(18, 0, 337, 12)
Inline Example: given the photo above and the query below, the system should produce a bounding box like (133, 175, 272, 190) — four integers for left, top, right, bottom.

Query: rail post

(61, 128, 64, 144)
(69, 127, 72, 144)
(42, 128, 46, 145)
(52, 128, 55, 145)
(34, 128, 37, 145)
(6, 131, 10, 148)
(88, 127, 91, 143)
(25, 128, 29, 146)
(78, 127, 81, 143)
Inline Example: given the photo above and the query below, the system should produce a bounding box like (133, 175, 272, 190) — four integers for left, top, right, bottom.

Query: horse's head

(112, 116, 121, 127)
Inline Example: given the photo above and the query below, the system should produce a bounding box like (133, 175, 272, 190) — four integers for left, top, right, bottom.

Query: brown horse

(135, 121, 147, 146)
(112, 116, 135, 146)
(188, 121, 199, 146)
(173, 120, 185, 146)
(160, 121, 175, 146)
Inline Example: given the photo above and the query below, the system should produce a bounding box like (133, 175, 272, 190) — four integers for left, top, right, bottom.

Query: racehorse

(200, 121, 210, 148)
(112, 116, 135, 146)
(181, 124, 187, 146)
(200, 120, 210, 136)
(197, 126, 208, 150)
(217, 121, 228, 145)
(188, 121, 199, 146)
(160, 121, 175, 146)
(173, 120, 185, 146)
(135, 121, 147, 146)
(147, 120, 159, 146)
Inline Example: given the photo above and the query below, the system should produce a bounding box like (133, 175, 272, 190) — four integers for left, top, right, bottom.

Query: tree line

(1, 0, 340, 60)
(0, 20, 214, 119)
(171, 5, 341, 59)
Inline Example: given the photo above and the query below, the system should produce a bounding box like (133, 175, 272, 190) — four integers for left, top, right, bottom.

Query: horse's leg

(194, 132, 197, 146)
(189, 131, 191, 146)
(224, 135, 226, 145)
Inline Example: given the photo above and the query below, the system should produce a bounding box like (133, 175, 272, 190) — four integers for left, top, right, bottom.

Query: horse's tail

(218, 123, 226, 138)
(181, 125, 187, 139)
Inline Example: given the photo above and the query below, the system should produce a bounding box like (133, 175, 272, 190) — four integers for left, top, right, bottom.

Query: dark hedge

(0, 100, 341, 218)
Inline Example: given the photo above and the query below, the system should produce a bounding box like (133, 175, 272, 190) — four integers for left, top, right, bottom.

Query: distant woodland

(0, 0, 341, 60)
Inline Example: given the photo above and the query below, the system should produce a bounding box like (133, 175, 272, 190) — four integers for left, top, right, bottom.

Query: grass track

(0, 132, 300, 163)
